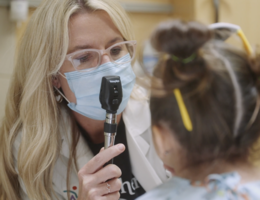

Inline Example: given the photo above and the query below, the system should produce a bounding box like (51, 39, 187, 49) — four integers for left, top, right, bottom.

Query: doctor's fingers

(81, 164, 122, 188)
(100, 192, 120, 200)
(79, 144, 125, 175)
(86, 178, 121, 199)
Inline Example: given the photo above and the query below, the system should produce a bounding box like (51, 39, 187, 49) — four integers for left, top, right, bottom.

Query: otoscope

(99, 76, 123, 164)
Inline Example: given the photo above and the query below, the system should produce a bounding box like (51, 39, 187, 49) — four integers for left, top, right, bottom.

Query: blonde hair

(0, 0, 134, 199)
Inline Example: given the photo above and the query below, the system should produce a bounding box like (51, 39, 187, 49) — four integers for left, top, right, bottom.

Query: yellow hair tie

(173, 89, 193, 131)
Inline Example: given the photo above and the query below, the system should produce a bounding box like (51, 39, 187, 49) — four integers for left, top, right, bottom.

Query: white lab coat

(13, 86, 171, 200)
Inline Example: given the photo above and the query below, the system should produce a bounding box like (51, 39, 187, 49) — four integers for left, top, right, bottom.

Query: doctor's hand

(77, 144, 125, 200)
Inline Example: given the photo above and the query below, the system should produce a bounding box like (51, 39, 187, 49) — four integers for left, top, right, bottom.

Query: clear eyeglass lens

(111, 43, 134, 64)
(72, 42, 135, 71)
(72, 51, 100, 71)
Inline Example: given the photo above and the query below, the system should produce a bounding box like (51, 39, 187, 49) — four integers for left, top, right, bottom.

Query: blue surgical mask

(61, 54, 136, 120)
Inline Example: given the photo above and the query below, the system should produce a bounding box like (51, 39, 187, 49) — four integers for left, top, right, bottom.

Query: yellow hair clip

(237, 29, 253, 55)
(173, 89, 193, 131)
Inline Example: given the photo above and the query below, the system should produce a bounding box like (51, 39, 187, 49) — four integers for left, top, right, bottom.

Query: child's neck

(178, 161, 260, 184)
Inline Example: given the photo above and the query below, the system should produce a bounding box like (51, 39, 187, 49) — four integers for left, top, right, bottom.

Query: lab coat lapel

(123, 95, 162, 191)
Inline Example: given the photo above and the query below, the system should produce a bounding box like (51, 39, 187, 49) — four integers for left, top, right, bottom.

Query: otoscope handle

(104, 113, 117, 165)
(104, 132, 116, 149)
(104, 132, 116, 165)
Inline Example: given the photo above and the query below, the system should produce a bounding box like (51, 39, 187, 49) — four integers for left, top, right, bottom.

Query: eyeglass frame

(65, 40, 137, 72)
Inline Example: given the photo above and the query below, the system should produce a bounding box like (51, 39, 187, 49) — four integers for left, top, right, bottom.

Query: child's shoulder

(136, 172, 260, 200)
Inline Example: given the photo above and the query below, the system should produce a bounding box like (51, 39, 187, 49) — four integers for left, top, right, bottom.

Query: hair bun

(151, 20, 213, 57)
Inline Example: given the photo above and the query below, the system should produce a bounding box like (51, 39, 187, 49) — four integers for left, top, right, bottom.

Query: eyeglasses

(66, 40, 137, 72)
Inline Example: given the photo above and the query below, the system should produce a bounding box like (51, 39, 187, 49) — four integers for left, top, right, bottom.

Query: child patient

(137, 20, 260, 200)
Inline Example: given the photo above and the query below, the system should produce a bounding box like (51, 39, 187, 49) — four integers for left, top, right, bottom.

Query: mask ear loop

(213, 25, 258, 134)
(211, 48, 243, 137)
(53, 86, 70, 104)
(236, 29, 260, 129)
(53, 72, 70, 103)
(232, 29, 253, 135)
(246, 95, 260, 129)
(58, 72, 67, 79)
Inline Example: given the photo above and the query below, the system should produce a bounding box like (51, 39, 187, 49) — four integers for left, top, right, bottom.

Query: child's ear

(52, 76, 61, 89)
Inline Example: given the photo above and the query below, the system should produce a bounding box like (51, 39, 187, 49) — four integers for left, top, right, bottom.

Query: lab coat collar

(123, 86, 163, 191)
(123, 86, 151, 137)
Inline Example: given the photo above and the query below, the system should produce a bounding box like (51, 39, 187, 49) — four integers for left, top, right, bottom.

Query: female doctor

(0, 0, 169, 199)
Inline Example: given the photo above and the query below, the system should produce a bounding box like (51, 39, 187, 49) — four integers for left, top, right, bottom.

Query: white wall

(0, 7, 16, 121)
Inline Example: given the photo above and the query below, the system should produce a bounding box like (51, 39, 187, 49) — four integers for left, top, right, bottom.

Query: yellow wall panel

(0, 8, 16, 75)
(128, 13, 174, 49)
(16, 8, 35, 43)
(194, 0, 215, 24)
(171, 0, 195, 20)
(123, 0, 195, 51)
(0, 7, 16, 121)
(0, 78, 11, 122)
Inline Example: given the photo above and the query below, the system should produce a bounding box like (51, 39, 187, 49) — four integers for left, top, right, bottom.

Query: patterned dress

(136, 172, 260, 200)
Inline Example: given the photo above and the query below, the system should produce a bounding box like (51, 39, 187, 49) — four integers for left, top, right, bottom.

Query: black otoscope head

(99, 76, 123, 114)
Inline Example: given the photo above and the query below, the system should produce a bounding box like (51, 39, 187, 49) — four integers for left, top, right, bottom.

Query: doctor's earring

(52, 76, 63, 103)
(54, 89, 63, 103)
